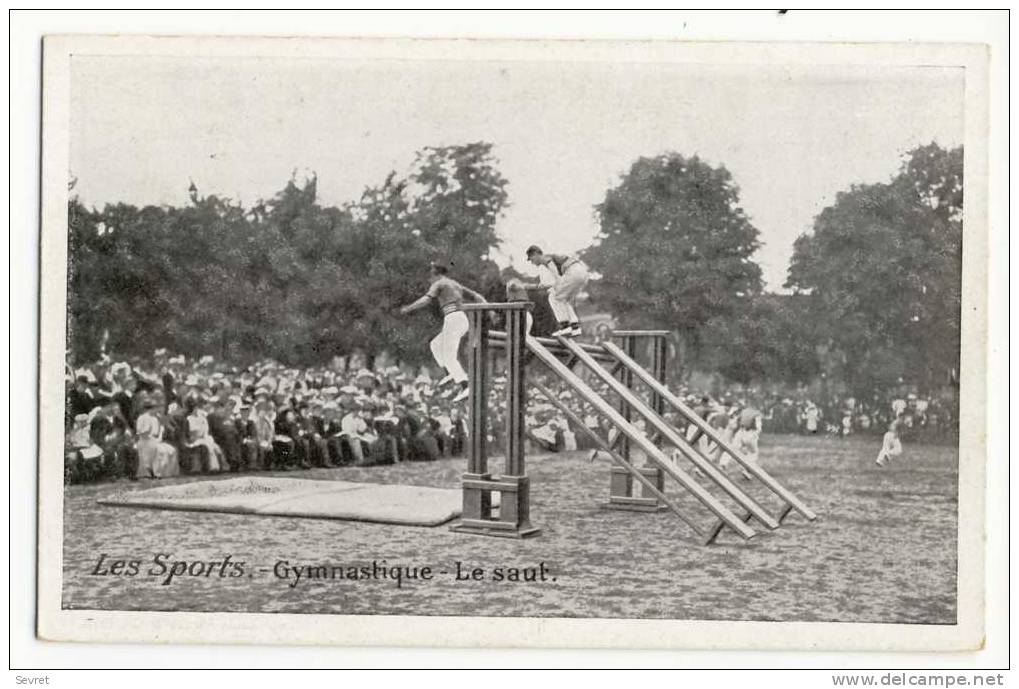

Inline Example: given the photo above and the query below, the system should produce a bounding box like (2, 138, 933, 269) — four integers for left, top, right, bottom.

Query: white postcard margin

(36, 34, 990, 652)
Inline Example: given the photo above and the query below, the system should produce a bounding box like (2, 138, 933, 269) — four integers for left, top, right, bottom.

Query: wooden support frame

(559, 336, 780, 531)
(450, 303, 540, 539)
(449, 309, 807, 546)
(601, 340, 817, 523)
(530, 379, 703, 537)
(603, 332, 666, 512)
(528, 336, 756, 540)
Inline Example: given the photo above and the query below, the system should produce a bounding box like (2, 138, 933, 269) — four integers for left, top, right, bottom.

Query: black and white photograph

(29, 26, 997, 657)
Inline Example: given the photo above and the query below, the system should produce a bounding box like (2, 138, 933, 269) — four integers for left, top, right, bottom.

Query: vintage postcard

(37, 34, 990, 651)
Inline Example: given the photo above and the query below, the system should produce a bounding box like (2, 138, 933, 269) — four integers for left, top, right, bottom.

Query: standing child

(875, 421, 903, 467)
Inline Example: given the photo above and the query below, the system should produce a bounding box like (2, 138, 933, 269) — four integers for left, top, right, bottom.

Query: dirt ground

(61, 434, 958, 624)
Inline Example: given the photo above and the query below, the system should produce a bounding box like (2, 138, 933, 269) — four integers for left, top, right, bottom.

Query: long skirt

(137, 437, 179, 478)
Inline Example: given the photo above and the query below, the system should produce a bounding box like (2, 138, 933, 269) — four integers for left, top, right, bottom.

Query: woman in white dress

(135, 398, 179, 478)
(185, 397, 225, 472)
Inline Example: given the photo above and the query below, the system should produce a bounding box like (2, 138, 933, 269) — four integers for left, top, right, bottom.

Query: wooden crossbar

(487, 330, 615, 363)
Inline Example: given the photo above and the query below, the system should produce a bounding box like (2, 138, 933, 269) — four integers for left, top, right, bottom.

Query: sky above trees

(70, 56, 963, 290)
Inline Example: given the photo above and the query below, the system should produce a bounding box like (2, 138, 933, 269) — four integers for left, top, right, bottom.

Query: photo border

(36, 34, 990, 652)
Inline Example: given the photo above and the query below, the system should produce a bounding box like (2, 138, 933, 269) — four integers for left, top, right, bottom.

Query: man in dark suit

(301, 401, 333, 467)
(208, 399, 242, 472)
(68, 375, 99, 422)
(89, 401, 134, 479)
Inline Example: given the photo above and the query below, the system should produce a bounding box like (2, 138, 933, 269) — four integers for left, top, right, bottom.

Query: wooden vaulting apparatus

(449, 303, 816, 545)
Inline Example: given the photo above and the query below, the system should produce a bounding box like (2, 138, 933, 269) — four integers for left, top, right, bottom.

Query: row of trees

(582, 143, 962, 394)
(67, 141, 962, 395)
(68, 143, 509, 366)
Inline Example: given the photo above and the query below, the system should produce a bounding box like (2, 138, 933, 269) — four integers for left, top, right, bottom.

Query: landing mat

(98, 476, 471, 527)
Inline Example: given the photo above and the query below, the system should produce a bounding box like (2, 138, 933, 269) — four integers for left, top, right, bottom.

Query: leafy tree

(409, 142, 508, 269)
(583, 153, 762, 369)
(65, 143, 511, 368)
(700, 294, 821, 385)
(786, 143, 963, 393)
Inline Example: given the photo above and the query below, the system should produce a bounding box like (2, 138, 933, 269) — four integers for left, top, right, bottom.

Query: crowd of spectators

(693, 387, 959, 442)
(64, 349, 958, 485)
(64, 350, 472, 485)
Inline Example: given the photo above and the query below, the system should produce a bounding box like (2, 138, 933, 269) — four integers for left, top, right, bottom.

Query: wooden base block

(449, 522, 542, 539)
(600, 501, 669, 513)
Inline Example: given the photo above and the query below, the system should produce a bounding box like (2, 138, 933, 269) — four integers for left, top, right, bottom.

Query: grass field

(61, 433, 958, 624)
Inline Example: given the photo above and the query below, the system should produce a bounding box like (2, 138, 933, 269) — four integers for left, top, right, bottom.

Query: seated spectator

(447, 407, 467, 457)
(408, 404, 440, 462)
(370, 404, 400, 464)
(273, 407, 308, 470)
(301, 401, 333, 467)
(208, 398, 242, 472)
(321, 402, 348, 466)
(184, 397, 226, 473)
(135, 398, 180, 479)
(65, 413, 104, 483)
(113, 375, 141, 429)
(528, 413, 563, 453)
(67, 374, 101, 424)
(340, 401, 374, 466)
(236, 402, 262, 471)
(90, 400, 136, 480)
(253, 399, 276, 469)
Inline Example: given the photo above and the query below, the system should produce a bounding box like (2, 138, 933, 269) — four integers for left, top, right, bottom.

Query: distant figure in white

(399, 261, 487, 403)
(725, 405, 762, 481)
(875, 420, 903, 467)
(522, 245, 590, 338)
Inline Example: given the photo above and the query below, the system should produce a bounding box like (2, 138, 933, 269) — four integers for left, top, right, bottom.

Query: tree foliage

(66, 142, 509, 366)
(786, 143, 963, 393)
(67, 140, 963, 399)
(582, 152, 763, 371)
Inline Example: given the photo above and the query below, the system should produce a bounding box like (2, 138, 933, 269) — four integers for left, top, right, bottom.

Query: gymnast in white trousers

(523, 245, 590, 338)
(399, 261, 487, 403)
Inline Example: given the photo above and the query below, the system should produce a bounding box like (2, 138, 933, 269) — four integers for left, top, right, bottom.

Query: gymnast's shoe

(552, 326, 578, 338)
(437, 374, 455, 387)
(452, 382, 470, 403)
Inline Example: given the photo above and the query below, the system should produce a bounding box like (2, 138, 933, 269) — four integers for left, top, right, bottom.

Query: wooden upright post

(650, 335, 668, 417)
(458, 307, 492, 524)
(602, 330, 669, 512)
(451, 302, 539, 538)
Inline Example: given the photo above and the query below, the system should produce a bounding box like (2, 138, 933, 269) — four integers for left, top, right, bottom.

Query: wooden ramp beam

(601, 340, 817, 522)
(557, 336, 780, 531)
(530, 379, 704, 539)
(526, 336, 756, 540)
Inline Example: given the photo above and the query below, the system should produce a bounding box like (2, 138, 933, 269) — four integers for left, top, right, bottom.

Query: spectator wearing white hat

(340, 400, 373, 465)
